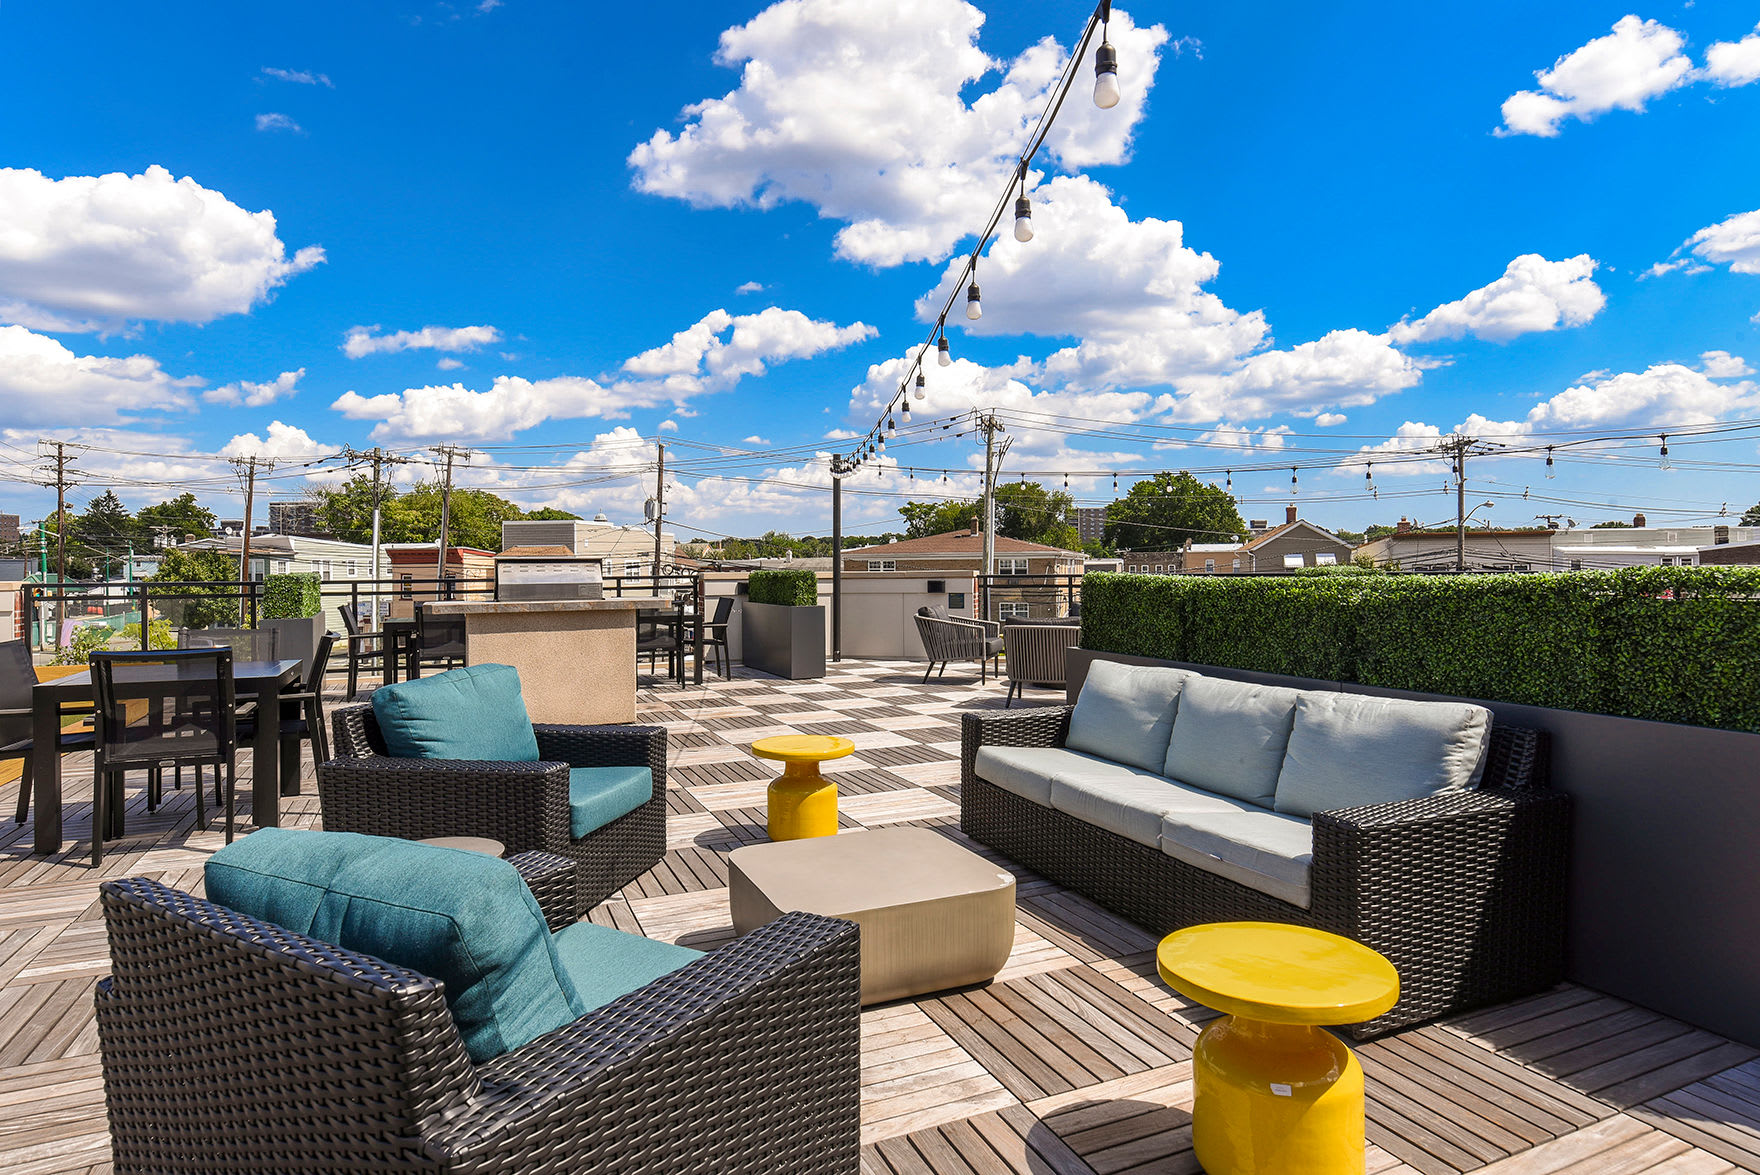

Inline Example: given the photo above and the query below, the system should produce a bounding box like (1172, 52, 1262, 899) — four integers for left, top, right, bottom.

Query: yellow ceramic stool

(1157, 922, 1399, 1175)
(751, 735, 856, 840)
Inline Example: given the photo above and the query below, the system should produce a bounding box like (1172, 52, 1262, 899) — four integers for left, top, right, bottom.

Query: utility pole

(429, 445, 470, 591)
(36, 441, 82, 647)
(973, 412, 1011, 622)
(1429, 434, 1495, 574)
(652, 442, 666, 587)
(230, 456, 275, 622)
(343, 445, 419, 627)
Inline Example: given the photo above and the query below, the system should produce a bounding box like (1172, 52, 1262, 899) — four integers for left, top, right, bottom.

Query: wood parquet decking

(0, 660, 1755, 1173)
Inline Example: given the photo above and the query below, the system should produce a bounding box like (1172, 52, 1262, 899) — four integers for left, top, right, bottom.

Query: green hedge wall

(747, 569, 819, 607)
(262, 572, 322, 620)
(1080, 568, 1760, 731)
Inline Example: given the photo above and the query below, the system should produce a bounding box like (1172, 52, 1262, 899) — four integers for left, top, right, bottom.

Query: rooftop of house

(496, 545, 580, 559)
(844, 529, 1084, 559)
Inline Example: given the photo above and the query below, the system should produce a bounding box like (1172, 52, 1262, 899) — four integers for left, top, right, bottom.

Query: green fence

(1079, 568, 1760, 732)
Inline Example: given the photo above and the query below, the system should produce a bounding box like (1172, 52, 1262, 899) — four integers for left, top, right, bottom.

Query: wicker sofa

(322, 704, 666, 912)
(95, 867, 860, 1173)
(960, 659, 1571, 1037)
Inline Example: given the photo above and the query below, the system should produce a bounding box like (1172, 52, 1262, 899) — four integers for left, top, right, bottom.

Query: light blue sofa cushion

(1065, 660, 1194, 773)
(1273, 692, 1492, 819)
(372, 663, 540, 763)
(570, 766, 654, 839)
(1049, 766, 1255, 848)
(1161, 674, 1300, 808)
(205, 828, 584, 1064)
(1159, 810, 1315, 909)
(974, 746, 1132, 807)
(551, 920, 704, 1012)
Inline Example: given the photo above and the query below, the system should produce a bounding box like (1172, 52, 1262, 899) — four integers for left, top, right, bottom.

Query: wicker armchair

(913, 611, 1004, 683)
(322, 705, 666, 912)
(96, 874, 860, 1174)
(1000, 622, 1082, 705)
(960, 704, 1571, 1038)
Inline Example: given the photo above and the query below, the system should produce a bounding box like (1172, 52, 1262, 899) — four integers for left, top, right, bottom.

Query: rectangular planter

(741, 601, 825, 680)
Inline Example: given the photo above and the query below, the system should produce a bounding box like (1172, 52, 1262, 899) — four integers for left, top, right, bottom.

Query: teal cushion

(1273, 692, 1491, 819)
(1161, 674, 1301, 808)
(551, 920, 703, 1011)
(1065, 660, 1194, 773)
(372, 663, 540, 762)
(569, 766, 653, 839)
(205, 828, 585, 1064)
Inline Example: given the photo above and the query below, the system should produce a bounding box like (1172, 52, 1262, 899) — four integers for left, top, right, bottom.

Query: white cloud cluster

(1701, 350, 1754, 378)
(1163, 329, 1422, 422)
(1704, 22, 1760, 87)
(0, 325, 198, 426)
(1683, 209, 1760, 275)
(343, 323, 503, 358)
(255, 113, 304, 134)
(1497, 16, 1694, 137)
(0, 166, 324, 332)
(624, 306, 875, 390)
(204, 368, 304, 407)
(629, 0, 1168, 266)
(261, 67, 333, 88)
(221, 420, 333, 461)
(1390, 254, 1605, 344)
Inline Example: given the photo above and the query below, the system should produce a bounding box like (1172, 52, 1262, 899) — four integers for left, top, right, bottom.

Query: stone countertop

(423, 597, 672, 615)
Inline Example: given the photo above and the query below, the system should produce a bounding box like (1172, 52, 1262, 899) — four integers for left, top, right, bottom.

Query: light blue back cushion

(570, 766, 654, 839)
(1273, 692, 1492, 819)
(372, 663, 540, 762)
(1161, 674, 1301, 807)
(205, 828, 586, 1064)
(551, 920, 703, 1011)
(1065, 660, 1194, 773)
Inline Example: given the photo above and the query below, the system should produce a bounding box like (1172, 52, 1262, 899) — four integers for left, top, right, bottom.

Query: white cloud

(1162, 329, 1422, 422)
(1497, 16, 1693, 137)
(255, 112, 304, 134)
(1315, 413, 1346, 426)
(221, 420, 333, 461)
(629, 1, 1168, 266)
(261, 67, 333, 88)
(1530, 363, 1760, 427)
(744, 435, 771, 444)
(343, 323, 503, 358)
(1701, 350, 1754, 378)
(1704, 22, 1760, 87)
(658, 418, 680, 431)
(1344, 421, 1452, 478)
(824, 428, 861, 440)
(477, 0, 504, 11)
(0, 324, 198, 426)
(1682, 208, 1760, 274)
(735, 280, 765, 294)
(1389, 254, 1604, 344)
(0, 166, 324, 332)
(204, 368, 304, 407)
(436, 357, 465, 371)
(621, 306, 874, 389)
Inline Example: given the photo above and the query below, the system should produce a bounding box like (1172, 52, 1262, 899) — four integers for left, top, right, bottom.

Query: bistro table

(636, 602, 701, 686)
(29, 658, 303, 855)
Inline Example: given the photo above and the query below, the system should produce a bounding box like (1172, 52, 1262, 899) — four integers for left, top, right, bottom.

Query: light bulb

(914, 373, 926, 400)
(1013, 195, 1034, 243)
(937, 336, 951, 366)
(1545, 448, 1556, 480)
(1093, 42, 1120, 109)
(877, 436, 885, 452)
(966, 282, 982, 320)
(885, 417, 896, 438)
(901, 405, 911, 422)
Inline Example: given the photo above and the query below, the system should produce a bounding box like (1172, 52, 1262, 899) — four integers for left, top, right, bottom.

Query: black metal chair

(240, 631, 338, 785)
(636, 610, 679, 680)
(701, 595, 735, 678)
(90, 649, 239, 866)
(2, 639, 97, 826)
(339, 606, 385, 699)
(409, 604, 467, 679)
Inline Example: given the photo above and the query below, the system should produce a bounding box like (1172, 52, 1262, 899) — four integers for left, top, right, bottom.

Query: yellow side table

(1157, 922, 1399, 1175)
(751, 735, 856, 840)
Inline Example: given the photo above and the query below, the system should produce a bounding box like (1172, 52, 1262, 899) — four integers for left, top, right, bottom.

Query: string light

(1113, 471, 1118, 492)
(901, 404, 911, 423)
(1013, 165, 1034, 243)
(913, 373, 926, 401)
(966, 260, 983, 321)
(937, 333, 951, 367)
(1093, 3, 1120, 110)
(1224, 469, 1231, 491)
(1290, 466, 1298, 493)
(1659, 434, 1672, 471)
(1545, 446, 1556, 479)
(885, 417, 896, 439)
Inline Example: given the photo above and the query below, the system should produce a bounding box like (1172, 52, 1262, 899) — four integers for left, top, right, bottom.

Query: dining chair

(410, 604, 468, 679)
(240, 631, 337, 781)
(2, 640, 97, 826)
(90, 648, 239, 866)
(635, 611, 678, 680)
(701, 595, 735, 678)
(339, 606, 385, 699)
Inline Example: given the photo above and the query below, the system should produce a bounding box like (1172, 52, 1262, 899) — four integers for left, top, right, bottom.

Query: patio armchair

(1000, 621, 1082, 705)
(913, 607, 1003, 683)
(323, 693, 667, 912)
(95, 843, 860, 1173)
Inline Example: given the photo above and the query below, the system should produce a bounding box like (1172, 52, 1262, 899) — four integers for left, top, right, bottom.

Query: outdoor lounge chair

(95, 838, 859, 1174)
(1000, 621, 1082, 705)
(913, 607, 1003, 683)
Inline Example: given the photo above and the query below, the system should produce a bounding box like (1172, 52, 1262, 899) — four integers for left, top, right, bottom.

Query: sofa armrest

(510, 851, 578, 932)
(533, 724, 667, 792)
(430, 912, 860, 1171)
(960, 706, 1072, 788)
(315, 756, 572, 855)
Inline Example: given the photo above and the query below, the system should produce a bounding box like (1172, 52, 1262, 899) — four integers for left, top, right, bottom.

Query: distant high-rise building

(1075, 505, 1110, 545)
(0, 512, 18, 546)
(268, 500, 326, 537)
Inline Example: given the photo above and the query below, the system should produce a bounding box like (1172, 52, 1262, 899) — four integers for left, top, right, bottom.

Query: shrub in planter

(263, 573, 322, 620)
(748, 569, 818, 607)
(743, 570, 824, 679)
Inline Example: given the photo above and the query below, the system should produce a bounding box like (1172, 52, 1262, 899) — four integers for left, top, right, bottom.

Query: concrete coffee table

(729, 827, 1016, 1005)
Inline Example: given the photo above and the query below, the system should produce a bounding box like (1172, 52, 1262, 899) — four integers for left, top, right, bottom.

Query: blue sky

(2, 0, 1758, 541)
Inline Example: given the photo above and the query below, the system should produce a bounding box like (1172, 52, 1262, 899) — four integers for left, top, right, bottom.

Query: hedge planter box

(742, 601, 825, 680)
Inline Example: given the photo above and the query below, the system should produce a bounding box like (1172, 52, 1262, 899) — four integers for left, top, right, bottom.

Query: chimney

(1396, 517, 1412, 534)
(1285, 505, 1298, 525)
(1633, 513, 1646, 527)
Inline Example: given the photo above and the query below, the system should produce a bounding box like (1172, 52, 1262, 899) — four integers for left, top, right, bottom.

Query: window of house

(999, 602, 1030, 619)
(868, 559, 896, 571)
(1282, 553, 1305, 569)
(997, 557, 1029, 575)
(399, 573, 413, 599)
(1203, 559, 1215, 573)
(623, 559, 644, 577)
(346, 560, 358, 577)
(1315, 552, 1337, 566)
(1231, 558, 1240, 571)
(1570, 560, 1582, 570)
(1665, 531, 1678, 542)
(313, 559, 332, 582)
(1660, 556, 1674, 566)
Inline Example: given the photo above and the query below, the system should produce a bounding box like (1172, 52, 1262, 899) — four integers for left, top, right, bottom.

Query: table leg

(279, 721, 301, 797)
(766, 760, 837, 840)
(31, 691, 61, 854)
(1191, 1015, 1364, 1175)
(249, 683, 281, 828)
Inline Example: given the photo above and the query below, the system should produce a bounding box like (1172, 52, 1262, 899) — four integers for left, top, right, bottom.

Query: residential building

(384, 543, 497, 614)
(267, 500, 327, 538)
(0, 513, 18, 546)
(1551, 517, 1755, 569)
(1356, 514, 1758, 572)
(1074, 505, 1109, 545)
(501, 514, 676, 581)
(176, 533, 380, 631)
(1354, 520, 1558, 572)
(1118, 508, 1352, 574)
(1697, 537, 1760, 565)
(841, 529, 1084, 621)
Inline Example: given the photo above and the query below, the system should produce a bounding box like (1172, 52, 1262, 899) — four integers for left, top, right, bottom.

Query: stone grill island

(422, 597, 667, 724)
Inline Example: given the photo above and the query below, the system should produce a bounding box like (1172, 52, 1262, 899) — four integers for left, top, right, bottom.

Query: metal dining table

(28, 658, 304, 855)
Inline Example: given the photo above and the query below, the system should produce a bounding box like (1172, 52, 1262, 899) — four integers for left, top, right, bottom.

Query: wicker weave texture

(97, 876, 861, 1173)
(959, 705, 1571, 1038)
(322, 706, 667, 912)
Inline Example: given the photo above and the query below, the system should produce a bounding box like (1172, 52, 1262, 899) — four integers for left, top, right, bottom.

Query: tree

(1363, 524, 1400, 541)
(899, 499, 979, 538)
(136, 492, 217, 543)
(72, 490, 145, 563)
(307, 478, 536, 549)
(993, 482, 1080, 549)
(1743, 504, 1760, 527)
(523, 507, 580, 521)
(151, 548, 244, 628)
(1333, 529, 1366, 545)
(1591, 520, 1632, 529)
(1103, 472, 1246, 551)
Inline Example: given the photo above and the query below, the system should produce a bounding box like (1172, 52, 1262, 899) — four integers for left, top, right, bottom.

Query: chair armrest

(961, 706, 1073, 787)
(429, 912, 860, 1168)
(315, 756, 572, 854)
(510, 851, 578, 932)
(0, 706, 30, 719)
(534, 724, 667, 790)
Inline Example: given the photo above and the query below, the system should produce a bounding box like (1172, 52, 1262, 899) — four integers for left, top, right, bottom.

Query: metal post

(831, 457, 842, 662)
(653, 442, 666, 592)
(1454, 444, 1467, 574)
(138, 582, 150, 650)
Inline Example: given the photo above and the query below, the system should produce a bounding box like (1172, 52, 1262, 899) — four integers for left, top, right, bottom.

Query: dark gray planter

(265, 615, 325, 685)
(741, 601, 825, 679)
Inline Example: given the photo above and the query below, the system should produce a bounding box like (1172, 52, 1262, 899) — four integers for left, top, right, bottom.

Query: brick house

(1118, 508, 1353, 574)
(840, 529, 1084, 620)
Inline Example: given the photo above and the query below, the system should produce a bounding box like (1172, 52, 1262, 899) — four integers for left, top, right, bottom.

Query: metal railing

(976, 573, 1084, 625)
(23, 580, 266, 651)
